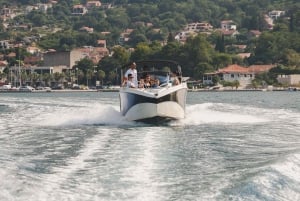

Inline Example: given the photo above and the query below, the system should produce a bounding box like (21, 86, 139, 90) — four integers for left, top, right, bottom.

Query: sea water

(0, 91, 299, 201)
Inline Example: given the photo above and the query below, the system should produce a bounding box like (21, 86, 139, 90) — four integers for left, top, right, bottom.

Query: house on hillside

(86, 1, 101, 8)
(97, 40, 106, 48)
(0, 60, 8, 72)
(37, 3, 52, 13)
(76, 46, 109, 64)
(79, 26, 94, 33)
(184, 22, 213, 32)
(1, 7, 16, 21)
(237, 53, 251, 59)
(0, 40, 11, 50)
(7, 52, 16, 58)
(43, 47, 109, 68)
(174, 31, 197, 44)
(220, 20, 237, 30)
(26, 46, 41, 54)
(1, 7, 12, 16)
(72, 5, 88, 15)
(268, 10, 285, 20)
(119, 29, 134, 45)
(203, 64, 275, 88)
(43, 50, 85, 68)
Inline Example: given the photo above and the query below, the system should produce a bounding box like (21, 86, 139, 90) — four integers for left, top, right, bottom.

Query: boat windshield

(121, 60, 183, 86)
(138, 71, 170, 85)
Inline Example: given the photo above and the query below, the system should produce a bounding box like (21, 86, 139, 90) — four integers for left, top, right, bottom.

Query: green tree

(160, 41, 181, 60)
(111, 46, 130, 65)
(97, 70, 106, 85)
(215, 34, 225, 53)
(130, 43, 152, 61)
(86, 69, 93, 86)
(212, 53, 233, 69)
(74, 57, 94, 75)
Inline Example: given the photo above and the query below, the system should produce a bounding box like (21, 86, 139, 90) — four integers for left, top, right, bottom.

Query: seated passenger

(171, 72, 180, 85)
(144, 74, 151, 88)
(138, 79, 145, 88)
(152, 79, 160, 88)
(126, 74, 136, 88)
(172, 77, 180, 85)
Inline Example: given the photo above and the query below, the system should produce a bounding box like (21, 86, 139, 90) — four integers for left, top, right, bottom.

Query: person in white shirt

(124, 62, 138, 86)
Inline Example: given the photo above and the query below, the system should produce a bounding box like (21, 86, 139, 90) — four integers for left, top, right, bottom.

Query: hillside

(0, 0, 300, 84)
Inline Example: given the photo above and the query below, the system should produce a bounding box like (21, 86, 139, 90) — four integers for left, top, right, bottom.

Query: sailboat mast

(18, 45, 21, 86)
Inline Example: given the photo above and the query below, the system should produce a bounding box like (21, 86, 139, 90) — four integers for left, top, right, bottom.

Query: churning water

(0, 91, 299, 201)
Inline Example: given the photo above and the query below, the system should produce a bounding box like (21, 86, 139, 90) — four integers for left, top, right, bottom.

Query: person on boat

(121, 77, 128, 87)
(124, 62, 138, 86)
(152, 79, 160, 88)
(138, 79, 145, 88)
(171, 71, 180, 85)
(126, 74, 136, 88)
(144, 74, 151, 88)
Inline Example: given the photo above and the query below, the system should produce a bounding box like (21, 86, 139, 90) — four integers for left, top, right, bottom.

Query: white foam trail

(121, 132, 160, 201)
(235, 153, 300, 201)
(35, 104, 131, 126)
(272, 153, 300, 184)
(30, 130, 111, 201)
(179, 103, 268, 125)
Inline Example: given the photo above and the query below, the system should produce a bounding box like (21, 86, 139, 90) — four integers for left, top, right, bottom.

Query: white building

(277, 74, 300, 85)
(268, 10, 285, 20)
(0, 40, 10, 49)
(220, 20, 237, 30)
(203, 64, 275, 88)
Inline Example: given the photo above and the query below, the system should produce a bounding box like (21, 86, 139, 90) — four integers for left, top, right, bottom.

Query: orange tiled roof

(217, 64, 249, 73)
(7, 52, 16, 57)
(73, 4, 84, 8)
(24, 56, 41, 64)
(248, 64, 275, 73)
(0, 60, 8, 66)
(217, 64, 276, 74)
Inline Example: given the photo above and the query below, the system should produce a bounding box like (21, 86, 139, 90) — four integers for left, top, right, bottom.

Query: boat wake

(33, 102, 300, 127)
(176, 103, 269, 125)
(223, 153, 300, 201)
(34, 104, 132, 127)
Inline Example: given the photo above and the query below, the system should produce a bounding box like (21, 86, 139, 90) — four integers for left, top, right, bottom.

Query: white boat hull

(125, 101, 185, 121)
(119, 83, 187, 122)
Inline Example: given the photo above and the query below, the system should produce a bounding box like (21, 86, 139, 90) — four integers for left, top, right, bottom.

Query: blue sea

(0, 91, 299, 201)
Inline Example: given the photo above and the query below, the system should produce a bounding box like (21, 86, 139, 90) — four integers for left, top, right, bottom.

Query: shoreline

(0, 88, 296, 93)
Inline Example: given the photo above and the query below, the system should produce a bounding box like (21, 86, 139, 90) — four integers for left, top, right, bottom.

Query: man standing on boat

(124, 62, 138, 87)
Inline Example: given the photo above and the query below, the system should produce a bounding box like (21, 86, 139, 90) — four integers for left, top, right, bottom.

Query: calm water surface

(0, 91, 299, 201)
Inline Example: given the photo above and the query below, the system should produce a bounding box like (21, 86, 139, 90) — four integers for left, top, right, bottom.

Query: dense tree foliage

(1, 0, 300, 82)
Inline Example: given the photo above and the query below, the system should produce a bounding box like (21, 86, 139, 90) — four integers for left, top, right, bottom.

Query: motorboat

(18, 85, 35, 92)
(119, 60, 188, 122)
